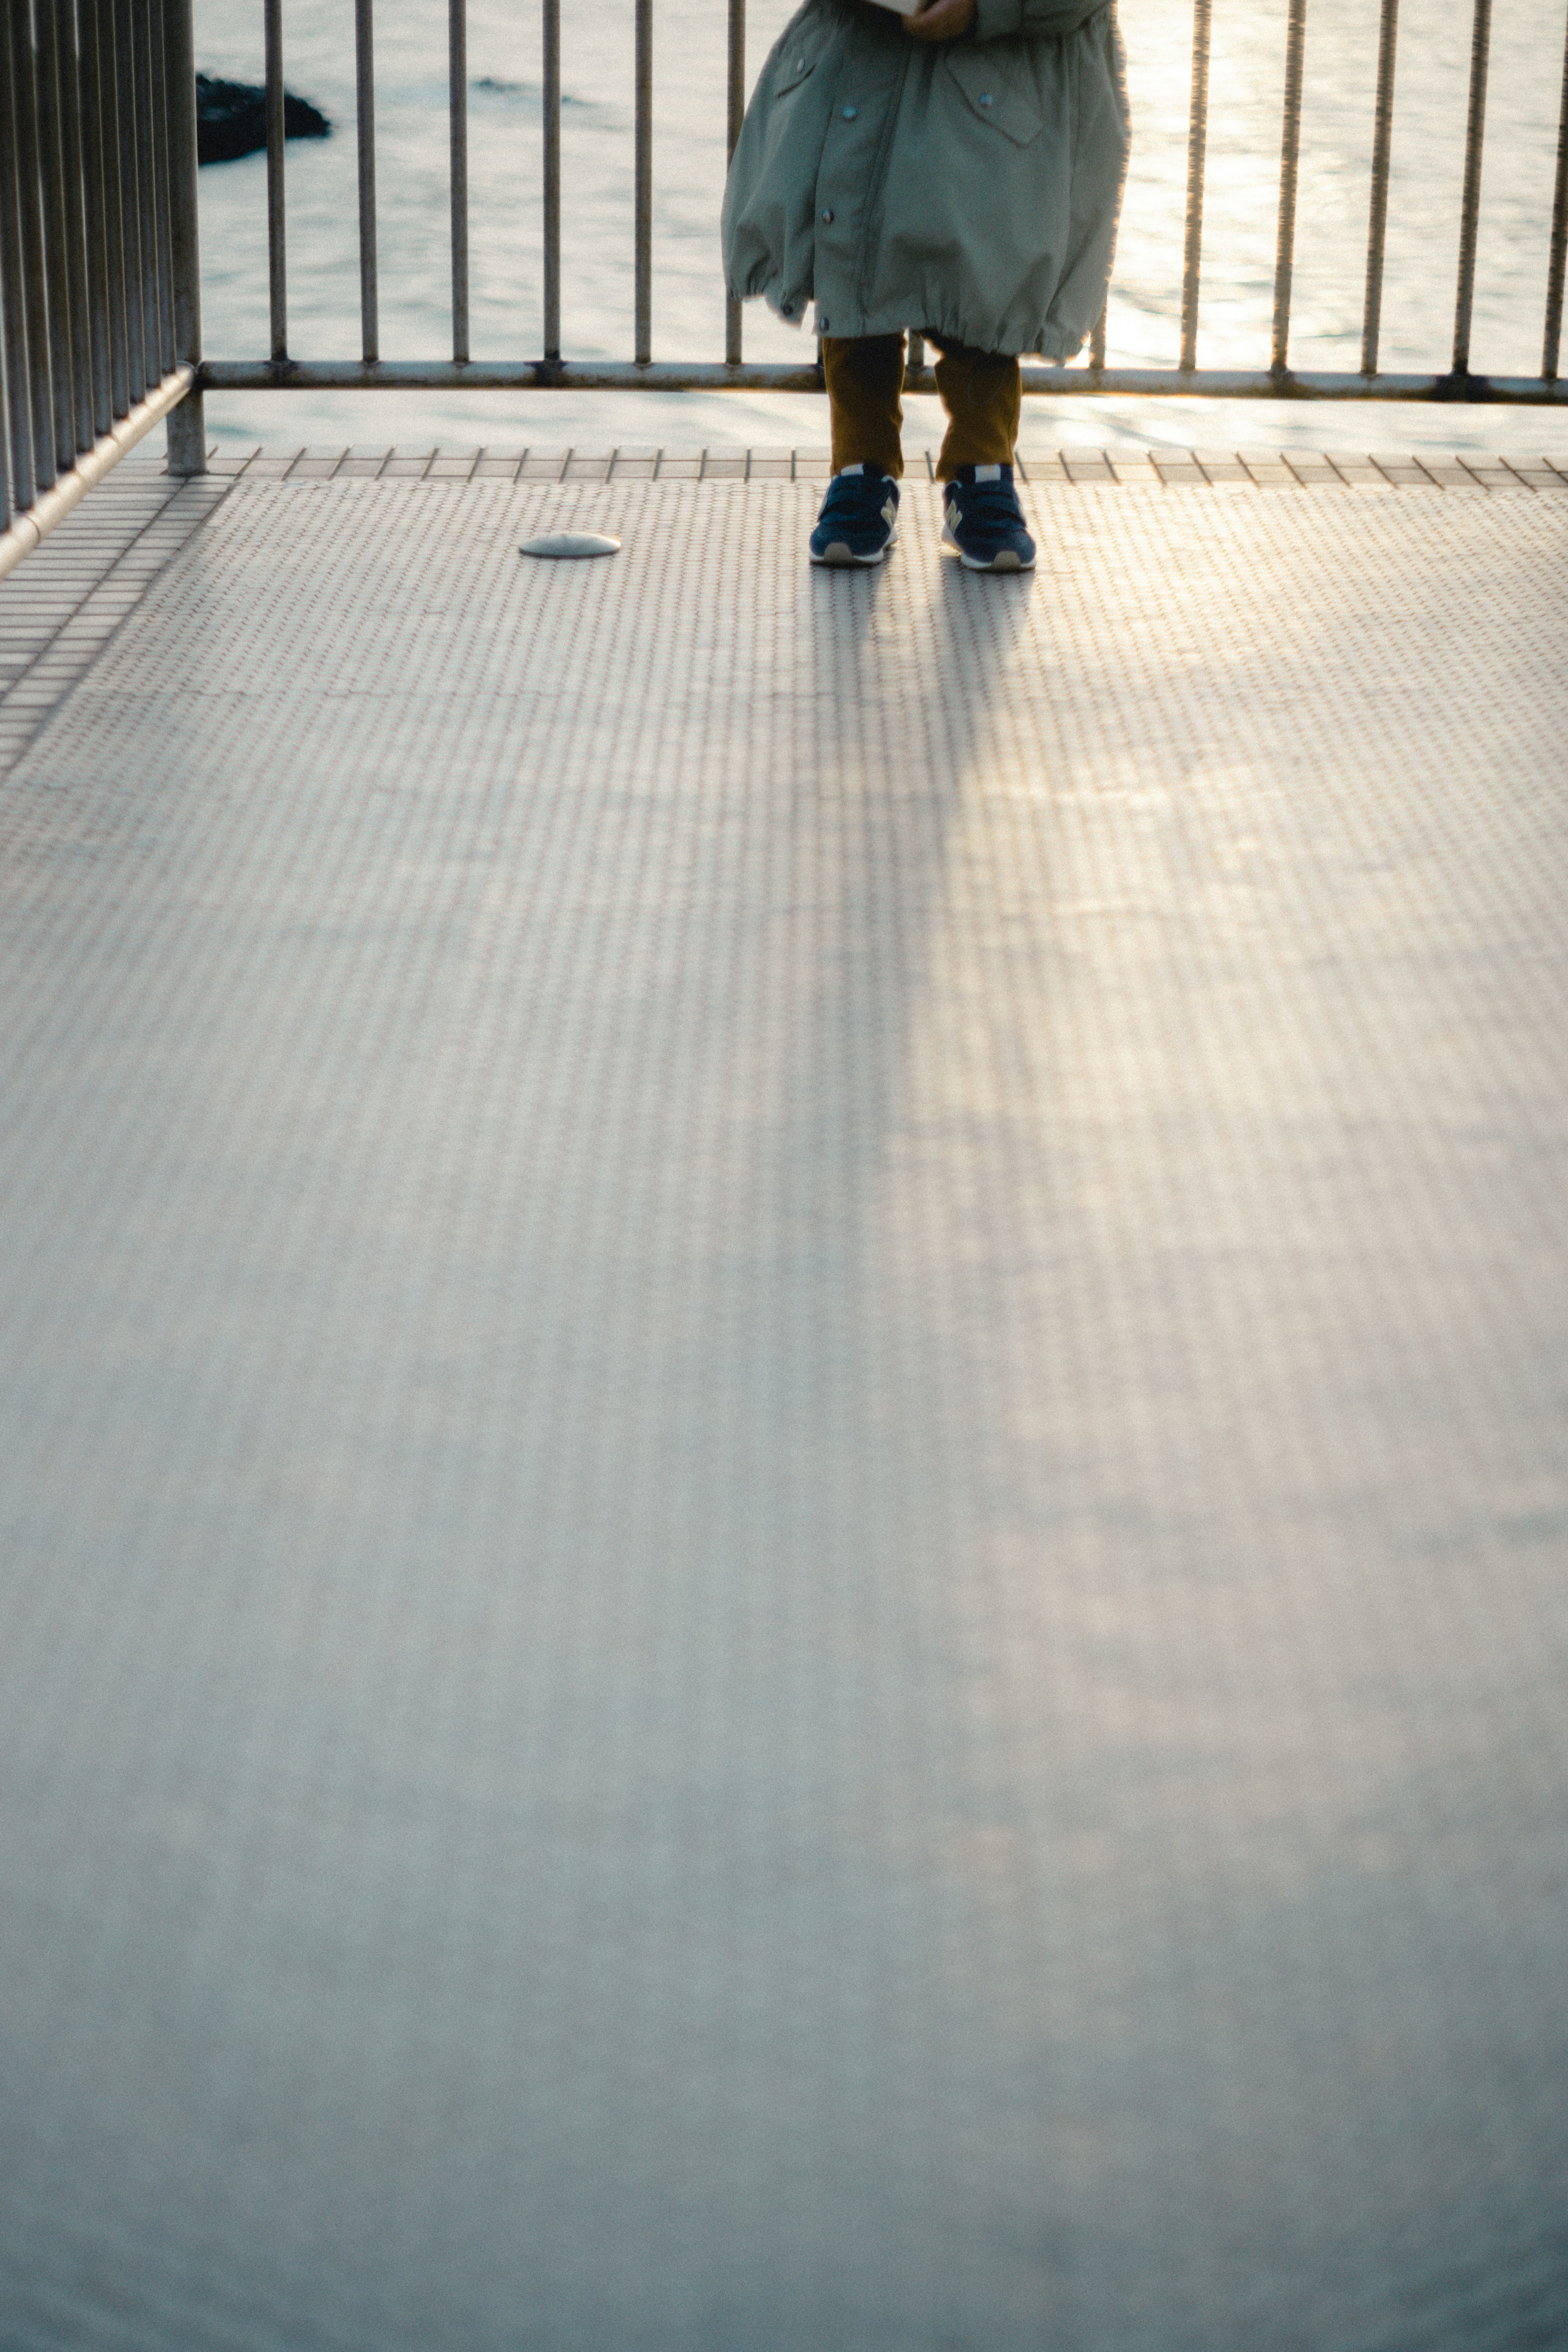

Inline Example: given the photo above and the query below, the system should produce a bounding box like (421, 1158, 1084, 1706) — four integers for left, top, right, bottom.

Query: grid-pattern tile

(0, 469, 1566, 2352)
(0, 470, 232, 783)
(197, 443, 1568, 491)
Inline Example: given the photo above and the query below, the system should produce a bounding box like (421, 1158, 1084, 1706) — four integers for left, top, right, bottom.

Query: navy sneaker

(809, 464, 900, 566)
(941, 463, 1036, 572)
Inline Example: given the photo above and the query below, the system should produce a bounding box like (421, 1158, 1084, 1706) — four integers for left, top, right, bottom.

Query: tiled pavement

(1, 451, 1566, 2352)
(206, 440, 1568, 486)
(0, 466, 229, 784)
(7, 441, 1563, 780)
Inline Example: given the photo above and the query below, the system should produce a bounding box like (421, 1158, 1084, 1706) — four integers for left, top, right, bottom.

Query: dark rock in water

(196, 74, 330, 166)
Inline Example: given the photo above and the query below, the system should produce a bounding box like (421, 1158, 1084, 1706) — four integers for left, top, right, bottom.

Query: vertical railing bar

(1451, 0, 1491, 376)
(1541, 0, 1568, 378)
(121, 0, 153, 390)
(129, 0, 150, 390)
(1270, 0, 1308, 376)
(52, 0, 97, 455)
(11, 0, 58, 490)
(265, 0, 286, 360)
(634, 0, 651, 365)
(165, 0, 204, 471)
(0, 0, 38, 510)
(76, 0, 113, 435)
(906, 329, 925, 381)
(449, 0, 467, 363)
(60, 0, 93, 437)
(355, 0, 378, 363)
(724, 0, 743, 365)
(1178, 0, 1212, 373)
(1091, 299, 1107, 369)
(1360, 0, 1399, 375)
(149, 0, 176, 373)
(103, 0, 132, 416)
(0, 61, 11, 531)
(34, 0, 80, 467)
(542, 0, 559, 364)
(112, 0, 143, 395)
(131, 0, 160, 385)
(0, 273, 11, 531)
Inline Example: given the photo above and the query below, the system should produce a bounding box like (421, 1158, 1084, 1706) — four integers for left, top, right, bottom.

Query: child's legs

(926, 336, 1021, 480)
(822, 334, 906, 478)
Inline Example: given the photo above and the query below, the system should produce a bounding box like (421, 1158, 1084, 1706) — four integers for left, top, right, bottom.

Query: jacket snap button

(781, 300, 793, 316)
(842, 104, 857, 120)
(822, 207, 834, 223)
(980, 92, 994, 105)
(819, 316, 829, 330)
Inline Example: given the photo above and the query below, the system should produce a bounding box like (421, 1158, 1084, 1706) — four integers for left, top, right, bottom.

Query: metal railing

(4, 0, 1568, 574)
(1, 0, 204, 579)
(205, 0, 1568, 407)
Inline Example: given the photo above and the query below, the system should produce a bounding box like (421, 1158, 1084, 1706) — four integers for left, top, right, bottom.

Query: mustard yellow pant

(822, 331, 1020, 481)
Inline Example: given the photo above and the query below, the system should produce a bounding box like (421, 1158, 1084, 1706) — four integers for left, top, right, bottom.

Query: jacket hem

(731, 284, 1090, 365)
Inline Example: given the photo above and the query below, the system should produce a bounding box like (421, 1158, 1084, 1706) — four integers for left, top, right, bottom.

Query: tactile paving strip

(0, 469, 1565, 2352)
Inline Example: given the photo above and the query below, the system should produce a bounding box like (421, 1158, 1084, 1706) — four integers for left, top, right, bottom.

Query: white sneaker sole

(810, 526, 899, 568)
(940, 518, 1035, 572)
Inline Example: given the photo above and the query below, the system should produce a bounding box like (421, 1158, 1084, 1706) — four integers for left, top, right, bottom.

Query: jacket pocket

(771, 44, 820, 98)
(940, 45, 1041, 145)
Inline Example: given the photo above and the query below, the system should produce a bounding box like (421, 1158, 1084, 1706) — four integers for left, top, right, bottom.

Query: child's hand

(903, 0, 976, 38)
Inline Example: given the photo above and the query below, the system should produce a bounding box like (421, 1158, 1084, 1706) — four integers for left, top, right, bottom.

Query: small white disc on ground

(521, 530, 621, 559)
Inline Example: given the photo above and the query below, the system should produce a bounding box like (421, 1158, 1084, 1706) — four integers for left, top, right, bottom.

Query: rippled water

(194, 0, 1568, 450)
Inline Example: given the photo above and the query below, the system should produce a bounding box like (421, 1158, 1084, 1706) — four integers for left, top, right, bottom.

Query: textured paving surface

(189, 439, 1568, 486)
(0, 468, 230, 786)
(1, 460, 1566, 2352)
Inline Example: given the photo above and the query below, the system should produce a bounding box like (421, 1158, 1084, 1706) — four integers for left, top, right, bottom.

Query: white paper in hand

(864, 0, 927, 14)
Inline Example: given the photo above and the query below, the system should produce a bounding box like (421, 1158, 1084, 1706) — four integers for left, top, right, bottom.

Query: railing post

(33, 0, 78, 470)
(449, 0, 468, 365)
(1178, 0, 1212, 373)
(1451, 0, 1492, 379)
(132, 0, 163, 388)
(1543, 0, 1568, 381)
(164, 0, 204, 471)
(77, 0, 111, 438)
(112, 0, 145, 395)
(0, 7, 20, 528)
(10, 0, 58, 491)
(99, 0, 130, 421)
(634, 0, 652, 365)
(542, 0, 559, 368)
(47, 0, 96, 465)
(0, 0, 38, 514)
(1360, 0, 1399, 376)
(0, 256, 11, 534)
(1270, 0, 1308, 378)
(356, 0, 378, 363)
(150, 0, 177, 374)
(265, 0, 287, 361)
(725, 0, 744, 367)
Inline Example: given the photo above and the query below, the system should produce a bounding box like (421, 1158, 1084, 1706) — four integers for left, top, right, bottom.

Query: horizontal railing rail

(1, 0, 205, 577)
(233, 0, 1568, 405)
